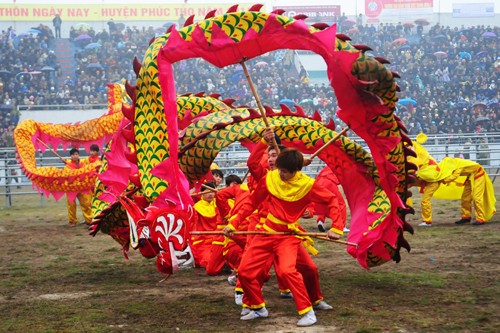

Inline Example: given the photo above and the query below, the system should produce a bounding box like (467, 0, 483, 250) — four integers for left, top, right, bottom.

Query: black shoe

(472, 221, 485, 226)
(455, 218, 471, 225)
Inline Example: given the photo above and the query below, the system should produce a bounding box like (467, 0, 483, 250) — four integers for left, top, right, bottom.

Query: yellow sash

(266, 170, 314, 202)
(264, 213, 318, 256)
(194, 199, 217, 217)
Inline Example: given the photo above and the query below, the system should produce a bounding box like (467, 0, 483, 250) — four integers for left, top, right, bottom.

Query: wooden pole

(308, 126, 350, 161)
(240, 60, 280, 154)
(310, 235, 357, 247)
(241, 169, 250, 183)
(36, 138, 67, 164)
(190, 189, 215, 196)
(191, 230, 290, 236)
(190, 230, 357, 247)
(201, 183, 218, 193)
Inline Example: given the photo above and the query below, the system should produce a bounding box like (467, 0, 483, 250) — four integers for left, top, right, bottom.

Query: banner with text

(0, 3, 255, 22)
(365, 0, 433, 23)
(273, 6, 341, 23)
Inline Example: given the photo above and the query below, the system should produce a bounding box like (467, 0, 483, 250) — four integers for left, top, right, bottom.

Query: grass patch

(0, 191, 499, 332)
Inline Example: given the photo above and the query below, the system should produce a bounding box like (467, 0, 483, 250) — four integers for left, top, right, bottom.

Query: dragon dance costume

(190, 198, 219, 267)
(229, 170, 344, 314)
(408, 134, 496, 224)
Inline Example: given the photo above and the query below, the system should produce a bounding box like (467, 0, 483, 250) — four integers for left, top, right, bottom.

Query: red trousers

(191, 239, 212, 268)
(206, 240, 243, 276)
(223, 241, 243, 271)
(239, 235, 322, 315)
(242, 215, 289, 292)
(205, 243, 225, 275)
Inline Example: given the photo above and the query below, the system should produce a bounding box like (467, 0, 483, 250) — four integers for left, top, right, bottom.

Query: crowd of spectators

(0, 17, 498, 147)
(0, 24, 58, 147)
(350, 22, 499, 136)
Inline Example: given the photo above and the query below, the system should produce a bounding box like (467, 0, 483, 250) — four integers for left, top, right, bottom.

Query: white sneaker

(240, 307, 268, 320)
(228, 273, 237, 286)
(297, 309, 317, 327)
(317, 221, 326, 232)
(418, 222, 432, 227)
(313, 300, 333, 310)
(235, 293, 243, 305)
(241, 307, 251, 316)
(280, 291, 293, 298)
(343, 227, 350, 233)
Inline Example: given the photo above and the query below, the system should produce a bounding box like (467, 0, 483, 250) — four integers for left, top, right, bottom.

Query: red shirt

(216, 184, 250, 219)
(88, 155, 101, 164)
(191, 199, 219, 232)
(65, 159, 88, 170)
(247, 141, 269, 190)
(231, 171, 344, 234)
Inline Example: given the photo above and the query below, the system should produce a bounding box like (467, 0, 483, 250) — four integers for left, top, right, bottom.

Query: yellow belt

(264, 213, 318, 256)
(266, 212, 299, 231)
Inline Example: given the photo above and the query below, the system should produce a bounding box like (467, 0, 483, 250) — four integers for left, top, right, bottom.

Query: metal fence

(17, 104, 108, 111)
(2, 132, 499, 207)
(213, 132, 500, 180)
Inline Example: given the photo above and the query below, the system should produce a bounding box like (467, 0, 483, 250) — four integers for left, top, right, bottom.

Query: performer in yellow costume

(408, 133, 496, 226)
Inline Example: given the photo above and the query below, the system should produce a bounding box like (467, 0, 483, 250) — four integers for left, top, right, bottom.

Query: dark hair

(90, 144, 99, 152)
(225, 174, 242, 186)
(211, 169, 224, 178)
(69, 148, 79, 155)
(268, 144, 286, 153)
(275, 148, 304, 173)
(203, 181, 216, 189)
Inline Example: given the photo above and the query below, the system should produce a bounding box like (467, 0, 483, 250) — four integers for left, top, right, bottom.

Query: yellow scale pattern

(14, 84, 126, 193)
(92, 93, 229, 218)
(179, 109, 392, 234)
(135, 11, 332, 200)
(128, 9, 407, 267)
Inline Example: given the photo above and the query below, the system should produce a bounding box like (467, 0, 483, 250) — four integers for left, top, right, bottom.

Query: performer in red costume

(314, 166, 347, 232)
(204, 214, 242, 276)
(216, 174, 250, 250)
(87, 144, 102, 174)
(224, 147, 344, 327)
(245, 129, 292, 298)
(214, 175, 248, 299)
(88, 144, 101, 164)
(190, 182, 219, 268)
(205, 176, 246, 276)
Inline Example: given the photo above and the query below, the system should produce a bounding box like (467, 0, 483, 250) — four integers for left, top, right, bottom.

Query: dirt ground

(0, 188, 498, 333)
